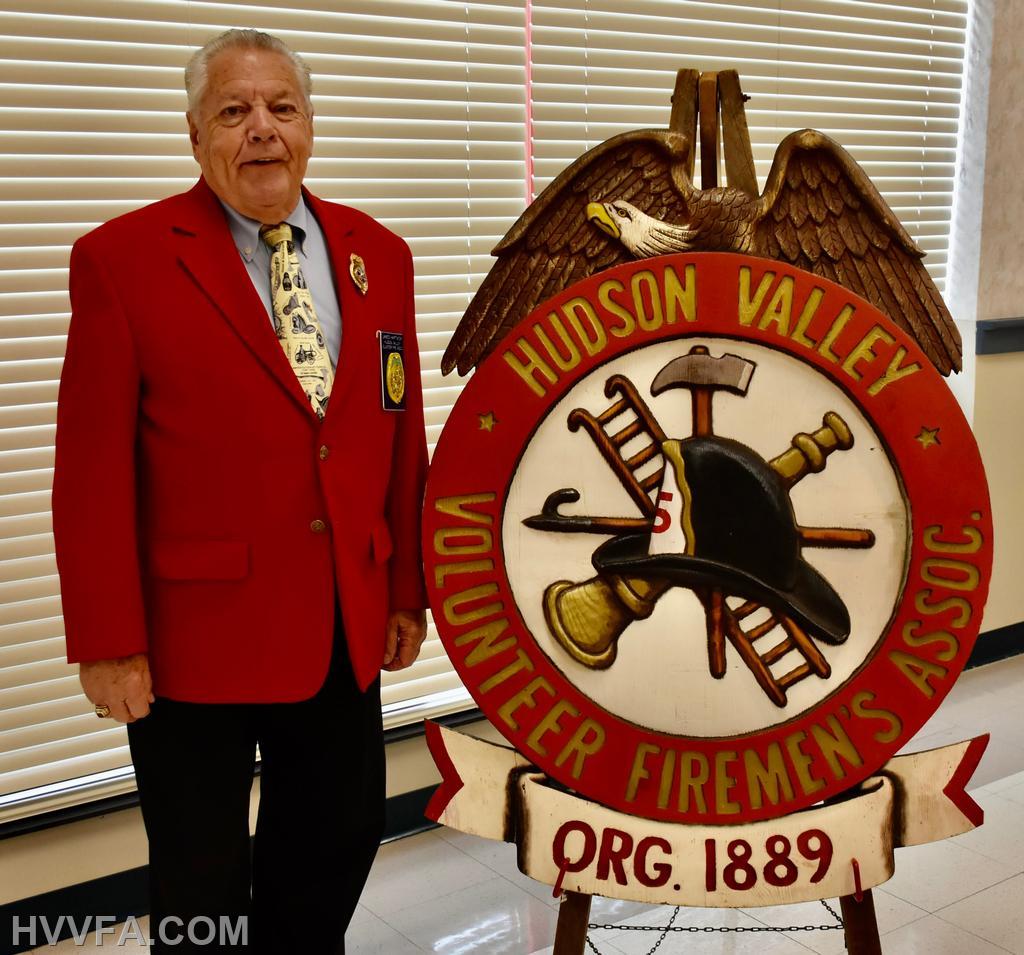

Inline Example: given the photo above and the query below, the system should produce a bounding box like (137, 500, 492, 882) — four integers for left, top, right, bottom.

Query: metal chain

(583, 900, 844, 955)
(821, 898, 844, 925)
(586, 904, 679, 955)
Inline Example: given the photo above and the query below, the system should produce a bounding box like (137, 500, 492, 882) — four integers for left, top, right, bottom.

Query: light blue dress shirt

(220, 197, 342, 367)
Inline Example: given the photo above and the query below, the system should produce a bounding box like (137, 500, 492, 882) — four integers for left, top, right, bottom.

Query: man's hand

(79, 653, 155, 723)
(383, 609, 427, 671)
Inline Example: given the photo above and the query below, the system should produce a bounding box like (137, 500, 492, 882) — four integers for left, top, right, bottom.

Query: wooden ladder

(567, 374, 667, 517)
(719, 598, 832, 707)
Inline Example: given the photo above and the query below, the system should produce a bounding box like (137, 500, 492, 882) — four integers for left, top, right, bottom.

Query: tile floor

(30, 654, 1024, 953)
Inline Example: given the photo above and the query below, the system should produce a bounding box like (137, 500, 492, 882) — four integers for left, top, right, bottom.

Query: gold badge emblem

(349, 253, 369, 295)
(385, 351, 405, 405)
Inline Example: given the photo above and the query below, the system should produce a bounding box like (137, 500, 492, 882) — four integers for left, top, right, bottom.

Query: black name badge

(378, 331, 406, 411)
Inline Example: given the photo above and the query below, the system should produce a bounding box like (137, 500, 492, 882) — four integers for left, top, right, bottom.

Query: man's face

(187, 46, 313, 223)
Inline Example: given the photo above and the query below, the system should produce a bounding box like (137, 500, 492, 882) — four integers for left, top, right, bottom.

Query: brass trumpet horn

(544, 574, 669, 669)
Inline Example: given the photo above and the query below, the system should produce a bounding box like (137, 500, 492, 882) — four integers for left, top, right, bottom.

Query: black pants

(127, 616, 384, 954)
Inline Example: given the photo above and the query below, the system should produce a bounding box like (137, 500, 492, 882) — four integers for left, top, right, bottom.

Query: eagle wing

(441, 129, 692, 375)
(756, 129, 961, 374)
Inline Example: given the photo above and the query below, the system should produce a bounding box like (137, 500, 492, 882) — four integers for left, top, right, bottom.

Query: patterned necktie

(259, 222, 335, 418)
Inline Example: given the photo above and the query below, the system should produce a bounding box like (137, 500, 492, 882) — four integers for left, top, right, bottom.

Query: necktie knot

(260, 222, 292, 249)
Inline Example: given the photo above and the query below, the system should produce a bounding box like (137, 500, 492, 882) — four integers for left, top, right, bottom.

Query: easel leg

(553, 891, 592, 955)
(840, 889, 882, 955)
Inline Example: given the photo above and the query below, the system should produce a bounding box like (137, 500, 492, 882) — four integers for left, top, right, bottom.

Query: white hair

(184, 29, 313, 115)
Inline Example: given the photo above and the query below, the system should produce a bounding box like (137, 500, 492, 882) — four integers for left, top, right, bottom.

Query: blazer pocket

(371, 521, 393, 564)
(148, 539, 249, 581)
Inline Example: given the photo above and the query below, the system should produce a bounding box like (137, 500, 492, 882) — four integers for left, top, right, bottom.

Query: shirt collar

(219, 197, 310, 263)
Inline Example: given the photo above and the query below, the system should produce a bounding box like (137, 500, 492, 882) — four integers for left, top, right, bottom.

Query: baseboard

(383, 784, 438, 842)
(1, 867, 148, 955)
(976, 316, 1024, 355)
(0, 784, 439, 954)
(967, 620, 1024, 668)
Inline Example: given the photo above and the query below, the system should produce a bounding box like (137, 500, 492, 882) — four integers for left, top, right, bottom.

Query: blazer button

(310, 519, 327, 534)
(319, 445, 330, 460)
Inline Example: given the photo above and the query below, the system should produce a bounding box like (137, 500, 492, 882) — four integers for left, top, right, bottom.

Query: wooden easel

(668, 68, 758, 197)
(551, 70, 882, 955)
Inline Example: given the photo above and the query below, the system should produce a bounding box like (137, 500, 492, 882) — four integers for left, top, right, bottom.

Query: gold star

(478, 412, 498, 432)
(916, 426, 940, 449)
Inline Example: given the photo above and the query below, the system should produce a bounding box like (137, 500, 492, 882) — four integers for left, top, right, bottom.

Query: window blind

(0, 0, 971, 822)
(529, 0, 969, 290)
(0, 0, 525, 821)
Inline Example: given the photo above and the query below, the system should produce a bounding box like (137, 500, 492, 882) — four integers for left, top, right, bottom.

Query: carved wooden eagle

(442, 126, 961, 377)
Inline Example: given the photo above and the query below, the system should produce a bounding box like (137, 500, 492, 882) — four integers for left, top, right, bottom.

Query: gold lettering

(562, 297, 607, 356)
(809, 715, 863, 780)
(738, 266, 775, 326)
(924, 524, 984, 554)
(817, 305, 854, 362)
(503, 338, 558, 396)
(599, 279, 637, 338)
(678, 753, 709, 813)
(867, 345, 921, 396)
(841, 325, 892, 380)
(851, 691, 902, 743)
(479, 647, 534, 693)
(758, 276, 794, 335)
(914, 590, 973, 628)
(663, 264, 697, 324)
(626, 742, 660, 802)
(433, 527, 493, 556)
(657, 749, 677, 810)
(453, 618, 517, 667)
(526, 698, 579, 756)
(784, 731, 825, 795)
(535, 315, 581, 372)
(714, 751, 742, 815)
(442, 583, 502, 626)
(631, 270, 664, 331)
(434, 493, 495, 525)
(497, 676, 555, 731)
(888, 649, 948, 698)
(792, 287, 825, 347)
(554, 718, 606, 779)
(434, 558, 494, 588)
(921, 557, 981, 592)
(744, 744, 795, 809)
(902, 619, 959, 662)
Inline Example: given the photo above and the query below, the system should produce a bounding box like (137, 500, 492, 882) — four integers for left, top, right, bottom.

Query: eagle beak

(586, 202, 620, 239)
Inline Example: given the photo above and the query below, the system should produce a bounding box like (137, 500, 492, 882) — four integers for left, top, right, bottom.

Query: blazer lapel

(171, 179, 318, 419)
(304, 190, 371, 435)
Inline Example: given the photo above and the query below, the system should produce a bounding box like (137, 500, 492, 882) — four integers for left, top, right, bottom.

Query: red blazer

(52, 179, 428, 701)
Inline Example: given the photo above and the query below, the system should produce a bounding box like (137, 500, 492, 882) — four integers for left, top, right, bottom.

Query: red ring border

(424, 252, 992, 825)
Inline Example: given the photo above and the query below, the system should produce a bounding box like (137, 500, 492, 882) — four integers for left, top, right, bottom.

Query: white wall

(972, 0, 1024, 633)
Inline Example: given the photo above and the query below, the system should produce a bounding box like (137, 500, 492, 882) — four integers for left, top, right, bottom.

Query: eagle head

(586, 200, 697, 257)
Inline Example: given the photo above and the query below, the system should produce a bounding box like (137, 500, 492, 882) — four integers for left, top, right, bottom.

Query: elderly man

(51, 28, 428, 953)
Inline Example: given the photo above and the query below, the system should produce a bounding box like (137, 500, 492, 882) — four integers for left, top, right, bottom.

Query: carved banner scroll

(427, 724, 988, 908)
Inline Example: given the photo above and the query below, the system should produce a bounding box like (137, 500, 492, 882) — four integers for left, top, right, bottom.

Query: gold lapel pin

(349, 253, 369, 295)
